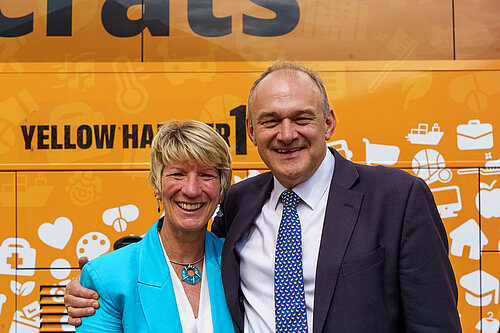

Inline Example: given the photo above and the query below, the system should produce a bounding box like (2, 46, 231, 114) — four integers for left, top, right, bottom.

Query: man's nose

(183, 173, 203, 197)
(277, 120, 297, 144)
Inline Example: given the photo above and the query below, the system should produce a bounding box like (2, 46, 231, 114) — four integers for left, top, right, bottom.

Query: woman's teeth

(178, 203, 203, 210)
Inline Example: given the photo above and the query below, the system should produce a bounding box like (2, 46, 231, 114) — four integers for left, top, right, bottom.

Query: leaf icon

(10, 281, 21, 295)
(402, 73, 432, 110)
(20, 281, 35, 296)
(10, 280, 35, 296)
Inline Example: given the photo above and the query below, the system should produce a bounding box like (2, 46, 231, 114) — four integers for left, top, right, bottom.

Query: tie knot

(281, 190, 300, 208)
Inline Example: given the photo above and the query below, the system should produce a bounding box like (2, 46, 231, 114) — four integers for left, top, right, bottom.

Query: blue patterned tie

(275, 190, 308, 333)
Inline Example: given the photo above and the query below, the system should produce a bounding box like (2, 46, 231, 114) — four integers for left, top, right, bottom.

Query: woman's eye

(168, 173, 184, 178)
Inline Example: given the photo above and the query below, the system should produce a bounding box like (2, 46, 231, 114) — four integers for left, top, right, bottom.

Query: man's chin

(273, 168, 308, 188)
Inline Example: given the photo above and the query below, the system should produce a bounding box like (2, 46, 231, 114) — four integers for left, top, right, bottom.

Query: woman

(77, 120, 234, 332)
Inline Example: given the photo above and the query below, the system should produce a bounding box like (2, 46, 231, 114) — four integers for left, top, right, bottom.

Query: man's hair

(149, 120, 232, 199)
(247, 62, 331, 124)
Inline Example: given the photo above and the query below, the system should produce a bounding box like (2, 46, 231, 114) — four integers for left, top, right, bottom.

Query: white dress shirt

(236, 151, 335, 333)
(160, 234, 214, 333)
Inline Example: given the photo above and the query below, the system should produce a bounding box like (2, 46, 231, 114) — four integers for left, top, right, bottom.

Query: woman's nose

(182, 173, 203, 197)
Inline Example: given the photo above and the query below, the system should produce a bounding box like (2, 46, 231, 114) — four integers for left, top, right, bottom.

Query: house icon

(449, 219, 488, 260)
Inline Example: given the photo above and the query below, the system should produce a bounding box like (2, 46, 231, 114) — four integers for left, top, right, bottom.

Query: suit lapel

(221, 172, 274, 333)
(137, 220, 183, 332)
(313, 149, 364, 333)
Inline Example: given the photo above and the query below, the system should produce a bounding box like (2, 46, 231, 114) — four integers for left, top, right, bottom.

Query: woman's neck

(159, 225, 206, 263)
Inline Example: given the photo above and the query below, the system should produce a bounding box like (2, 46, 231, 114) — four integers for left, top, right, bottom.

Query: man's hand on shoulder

(64, 257, 100, 327)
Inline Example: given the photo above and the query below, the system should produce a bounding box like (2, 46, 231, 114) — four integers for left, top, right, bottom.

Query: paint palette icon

(76, 232, 110, 261)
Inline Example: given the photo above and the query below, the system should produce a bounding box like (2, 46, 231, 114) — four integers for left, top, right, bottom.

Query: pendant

(181, 264, 201, 285)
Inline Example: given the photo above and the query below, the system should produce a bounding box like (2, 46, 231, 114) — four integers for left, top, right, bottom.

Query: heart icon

(38, 217, 73, 250)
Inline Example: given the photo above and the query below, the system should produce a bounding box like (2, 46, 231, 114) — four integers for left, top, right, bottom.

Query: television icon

(431, 185, 462, 218)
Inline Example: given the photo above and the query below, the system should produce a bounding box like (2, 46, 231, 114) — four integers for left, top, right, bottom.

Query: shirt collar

(270, 149, 335, 210)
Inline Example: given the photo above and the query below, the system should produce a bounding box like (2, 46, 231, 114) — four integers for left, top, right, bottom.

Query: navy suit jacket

(212, 148, 461, 332)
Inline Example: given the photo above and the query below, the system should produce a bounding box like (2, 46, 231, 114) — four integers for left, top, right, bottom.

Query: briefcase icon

(0, 238, 36, 276)
(457, 120, 494, 150)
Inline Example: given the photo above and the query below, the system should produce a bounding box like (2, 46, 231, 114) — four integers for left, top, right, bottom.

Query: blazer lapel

(221, 172, 274, 333)
(137, 220, 183, 332)
(205, 235, 235, 333)
(313, 149, 364, 333)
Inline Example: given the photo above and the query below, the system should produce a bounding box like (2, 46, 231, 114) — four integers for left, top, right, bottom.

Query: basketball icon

(412, 149, 452, 185)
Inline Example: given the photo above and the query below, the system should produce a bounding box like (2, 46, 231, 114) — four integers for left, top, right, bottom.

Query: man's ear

(324, 109, 336, 140)
(246, 117, 258, 146)
(154, 189, 160, 199)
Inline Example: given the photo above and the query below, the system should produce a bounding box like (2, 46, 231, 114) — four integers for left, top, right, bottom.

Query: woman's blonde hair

(149, 120, 232, 199)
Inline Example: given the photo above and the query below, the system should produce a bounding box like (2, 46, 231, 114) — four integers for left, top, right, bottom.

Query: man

(65, 62, 462, 332)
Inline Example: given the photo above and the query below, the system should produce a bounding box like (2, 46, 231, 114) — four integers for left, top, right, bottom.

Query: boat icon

(406, 123, 444, 145)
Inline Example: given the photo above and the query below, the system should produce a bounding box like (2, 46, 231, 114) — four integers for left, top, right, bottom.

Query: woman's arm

(76, 263, 123, 333)
(65, 257, 100, 327)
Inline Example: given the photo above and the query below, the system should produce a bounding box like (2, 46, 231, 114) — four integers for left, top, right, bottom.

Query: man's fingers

(65, 299, 99, 327)
(67, 316, 82, 327)
(67, 305, 97, 318)
(65, 275, 99, 300)
(64, 257, 96, 327)
(64, 293, 99, 310)
(78, 256, 89, 270)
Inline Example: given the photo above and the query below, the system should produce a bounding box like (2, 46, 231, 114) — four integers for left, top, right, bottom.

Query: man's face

(247, 71, 336, 189)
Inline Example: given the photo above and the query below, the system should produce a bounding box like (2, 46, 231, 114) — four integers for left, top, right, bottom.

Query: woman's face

(158, 160, 221, 234)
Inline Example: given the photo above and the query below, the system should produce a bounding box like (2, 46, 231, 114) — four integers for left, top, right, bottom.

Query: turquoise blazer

(77, 218, 234, 332)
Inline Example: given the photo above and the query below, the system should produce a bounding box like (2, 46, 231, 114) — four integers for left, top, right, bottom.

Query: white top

(159, 233, 214, 333)
(236, 151, 335, 333)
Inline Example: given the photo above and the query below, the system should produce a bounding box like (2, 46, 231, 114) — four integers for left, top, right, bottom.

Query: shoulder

(334, 156, 431, 208)
(205, 230, 224, 258)
(327, 148, 419, 196)
(352, 162, 420, 193)
(225, 171, 273, 201)
(81, 240, 140, 290)
(229, 171, 273, 192)
(359, 163, 416, 182)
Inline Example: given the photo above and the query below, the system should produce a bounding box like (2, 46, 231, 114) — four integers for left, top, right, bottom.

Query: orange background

(1, 0, 500, 332)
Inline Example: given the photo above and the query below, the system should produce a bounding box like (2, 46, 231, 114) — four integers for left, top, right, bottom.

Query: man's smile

(275, 147, 304, 154)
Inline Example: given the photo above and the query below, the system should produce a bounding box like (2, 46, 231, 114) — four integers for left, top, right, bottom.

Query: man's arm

(399, 177, 461, 332)
(64, 257, 100, 327)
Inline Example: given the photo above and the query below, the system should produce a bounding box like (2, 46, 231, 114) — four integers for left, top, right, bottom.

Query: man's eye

(261, 119, 278, 126)
(201, 173, 217, 179)
(296, 117, 312, 124)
